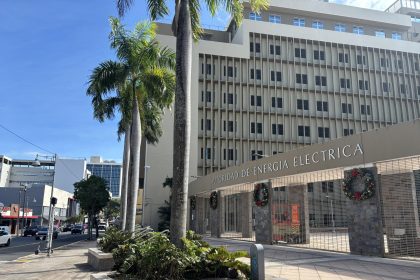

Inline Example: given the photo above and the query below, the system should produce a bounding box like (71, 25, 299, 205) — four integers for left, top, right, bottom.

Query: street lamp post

(326, 195, 335, 233)
(32, 153, 57, 256)
(20, 183, 30, 235)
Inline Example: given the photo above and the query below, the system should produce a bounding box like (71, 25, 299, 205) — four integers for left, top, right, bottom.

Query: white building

(142, 0, 420, 229)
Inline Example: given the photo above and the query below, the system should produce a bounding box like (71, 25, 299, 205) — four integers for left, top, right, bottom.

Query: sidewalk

(0, 240, 96, 280)
(205, 238, 420, 280)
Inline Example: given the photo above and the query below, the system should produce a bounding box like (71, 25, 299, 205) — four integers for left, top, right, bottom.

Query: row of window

(249, 12, 403, 40)
(202, 82, 420, 106)
(201, 119, 351, 138)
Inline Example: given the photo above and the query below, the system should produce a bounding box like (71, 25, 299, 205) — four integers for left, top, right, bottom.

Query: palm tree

(116, 0, 268, 246)
(87, 18, 175, 233)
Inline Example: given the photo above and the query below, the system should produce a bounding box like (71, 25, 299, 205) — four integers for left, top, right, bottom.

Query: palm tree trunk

(119, 125, 131, 231)
(126, 91, 141, 233)
(170, 0, 192, 247)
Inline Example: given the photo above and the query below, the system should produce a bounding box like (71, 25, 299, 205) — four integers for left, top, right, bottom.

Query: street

(0, 232, 88, 261)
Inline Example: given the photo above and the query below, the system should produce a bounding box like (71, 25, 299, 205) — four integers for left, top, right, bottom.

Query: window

(224, 66, 236, 77)
(312, 21, 324, 29)
(223, 121, 234, 132)
(396, 59, 403, 69)
(359, 80, 369, 90)
(200, 148, 212, 160)
(269, 14, 281, 24)
(375, 30, 385, 38)
(206, 64, 212, 75)
(223, 149, 236, 161)
(293, 18, 305, 27)
(314, 50, 325, 61)
(338, 53, 349, 63)
(257, 123, 263, 134)
(322, 182, 327, 193)
(335, 23, 346, 32)
(382, 82, 389, 93)
(328, 182, 334, 192)
(255, 43, 260, 53)
(340, 78, 351, 89)
(250, 95, 262, 106)
(361, 105, 371, 115)
(295, 48, 306, 58)
(256, 69, 261, 80)
(224, 93, 235, 105)
(298, 125, 310, 137)
(205, 91, 212, 102)
(342, 103, 352, 114)
(415, 62, 419, 71)
(272, 124, 284, 135)
(418, 86, 420, 95)
(400, 84, 407, 94)
(315, 76, 327, 86)
(251, 150, 264, 160)
(343, 128, 354, 136)
(271, 97, 283, 108)
(249, 12, 262, 21)
(353, 26, 364, 35)
(296, 74, 308, 84)
(205, 119, 211, 130)
(392, 32, 402, 40)
(357, 55, 366, 65)
(250, 69, 261, 80)
(380, 58, 389, 68)
(297, 99, 309, 110)
(250, 42, 254, 52)
(318, 127, 330, 138)
(316, 101, 328, 112)
(270, 45, 281, 55)
(270, 71, 282, 82)
(307, 183, 314, 192)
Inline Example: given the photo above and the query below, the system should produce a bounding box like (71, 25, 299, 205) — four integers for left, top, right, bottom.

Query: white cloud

(330, 0, 397, 11)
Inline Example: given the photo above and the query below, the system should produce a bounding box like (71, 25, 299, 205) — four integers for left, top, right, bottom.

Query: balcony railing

(385, 0, 420, 13)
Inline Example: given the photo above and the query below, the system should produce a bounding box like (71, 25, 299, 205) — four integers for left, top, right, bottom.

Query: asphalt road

(0, 232, 88, 261)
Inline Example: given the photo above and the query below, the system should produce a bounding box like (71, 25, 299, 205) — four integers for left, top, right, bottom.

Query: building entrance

(189, 121, 420, 260)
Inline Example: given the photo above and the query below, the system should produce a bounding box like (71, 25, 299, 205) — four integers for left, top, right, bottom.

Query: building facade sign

(212, 144, 363, 186)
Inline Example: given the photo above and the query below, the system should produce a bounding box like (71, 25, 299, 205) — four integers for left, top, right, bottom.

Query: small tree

(157, 177, 173, 231)
(104, 199, 120, 222)
(74, 176, 110, 240)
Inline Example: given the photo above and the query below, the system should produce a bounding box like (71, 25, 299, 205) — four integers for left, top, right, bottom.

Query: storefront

(0, 204, 38, 234)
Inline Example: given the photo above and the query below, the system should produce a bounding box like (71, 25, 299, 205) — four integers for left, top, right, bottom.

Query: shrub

(98, 226, 131, 253)
(109, 229, 250, 279)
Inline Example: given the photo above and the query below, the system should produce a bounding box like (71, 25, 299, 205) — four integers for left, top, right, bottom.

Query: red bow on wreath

(354, 191, 362, 200)
(351, 170, 359, 177)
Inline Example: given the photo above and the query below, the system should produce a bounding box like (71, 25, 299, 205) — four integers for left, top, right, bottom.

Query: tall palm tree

(87, 18, 175, 233)
(116, 0, 268, 246)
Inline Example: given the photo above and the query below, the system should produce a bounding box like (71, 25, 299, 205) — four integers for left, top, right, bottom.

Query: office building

(141, 0, 420, 229)
(87, 156, 122, 197)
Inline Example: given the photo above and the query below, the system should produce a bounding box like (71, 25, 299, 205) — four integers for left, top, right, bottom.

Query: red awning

(1, 215, 39, 219)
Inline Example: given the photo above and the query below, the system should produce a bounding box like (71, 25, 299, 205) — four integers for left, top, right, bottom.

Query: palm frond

(189, 0, 203, 41)
(116, 0, 134, 17)
(87, 60, 128, 96)
(147, 0, 170, 20)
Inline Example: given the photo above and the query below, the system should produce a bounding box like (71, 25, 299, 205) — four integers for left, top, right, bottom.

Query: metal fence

(192, 155, 420, 260)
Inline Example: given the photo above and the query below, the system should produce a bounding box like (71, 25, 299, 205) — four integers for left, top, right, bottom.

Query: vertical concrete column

(254, 182, 273, 245)
(346, 167, 385, 257)
(210, 191, 225, 238)
(381, 171, 420, 257)
(240, 191, 253, 238)
(192, 196, 206, 234)
(288, 185, 310, 244)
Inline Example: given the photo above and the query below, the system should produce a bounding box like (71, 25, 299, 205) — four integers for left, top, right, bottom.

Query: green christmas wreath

(209, 191, 218, 209)
(253, 183, 269, 207)
(342, 168, 375, 201)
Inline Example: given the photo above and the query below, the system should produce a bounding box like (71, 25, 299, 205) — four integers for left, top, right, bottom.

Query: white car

(0, 226, 11, 247)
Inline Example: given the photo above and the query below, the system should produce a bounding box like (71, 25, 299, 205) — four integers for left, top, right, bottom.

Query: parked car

(98, 223, 107, 231)
(35, 227, 58, 240)
(0, 227, 11, 246)
(24, 226, 41, 237)
(71, 225, 84, 234)
(62, 224, 73, 232)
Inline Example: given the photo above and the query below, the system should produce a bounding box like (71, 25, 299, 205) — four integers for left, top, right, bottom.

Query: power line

(0, 123, 55, 155)
(0, 122, 83, 181)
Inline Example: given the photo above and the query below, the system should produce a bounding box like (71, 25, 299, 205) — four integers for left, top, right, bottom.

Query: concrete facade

(145, 0, 420, 230)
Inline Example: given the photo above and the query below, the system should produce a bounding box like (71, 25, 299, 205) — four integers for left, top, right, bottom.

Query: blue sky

(0, 0, 395, 162)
